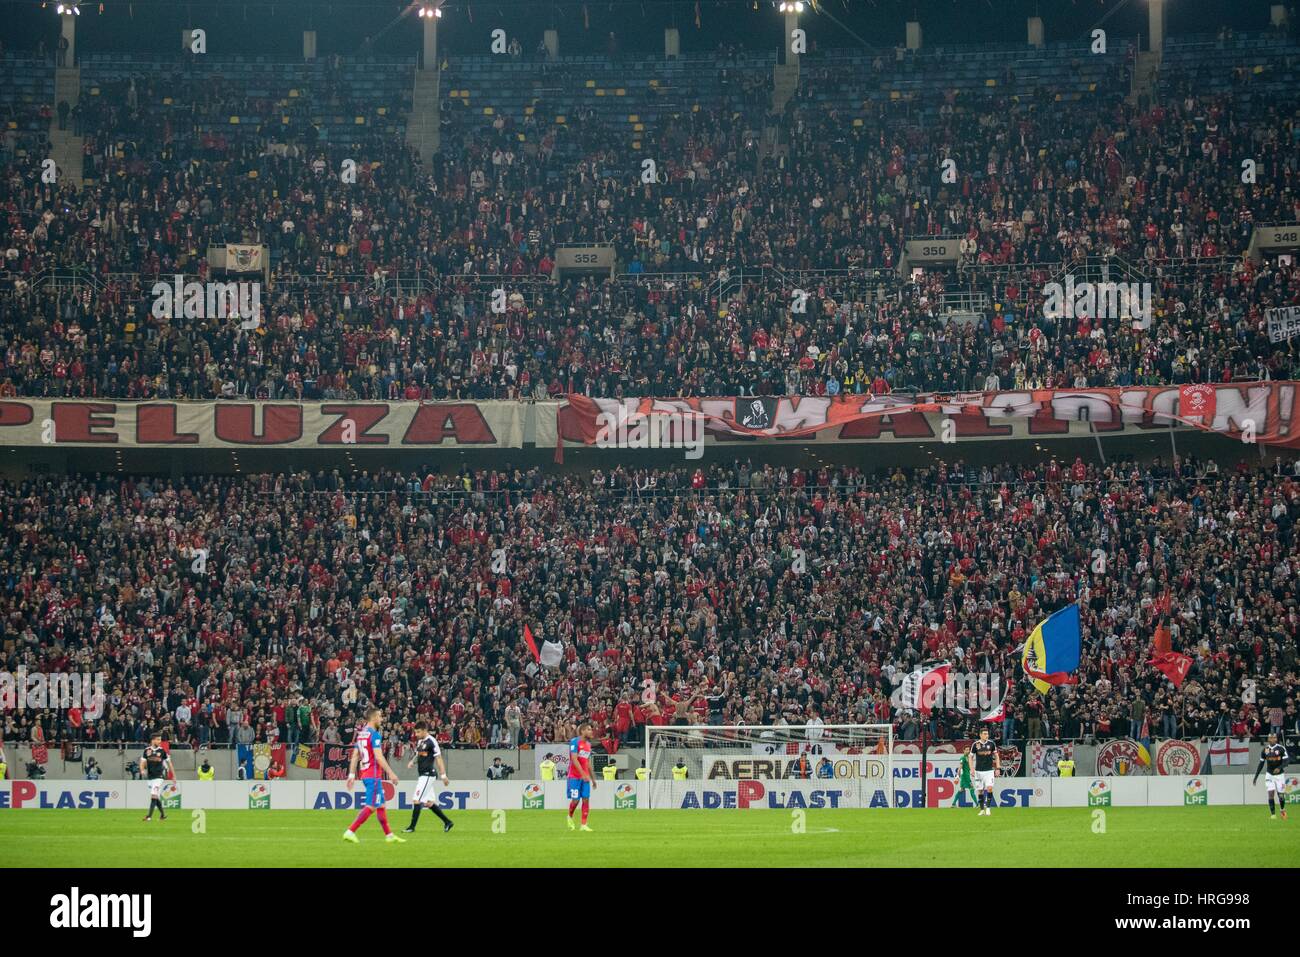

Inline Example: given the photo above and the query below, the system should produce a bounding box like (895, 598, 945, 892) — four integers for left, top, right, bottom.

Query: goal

(643, 724, 894, 809)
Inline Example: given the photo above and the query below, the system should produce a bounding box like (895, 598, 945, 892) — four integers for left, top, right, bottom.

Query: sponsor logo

(1154, 740, 1202, 776)
(1087, 779, 1113, 807)
(1286, 776, 1300, 805)
(310, 787, 478, 811)
(0, 782, 117, 809)
(522, 782, 545, 810)
(1183, 778, 1208, 806)
(613, 783, 637, 810)
(1095, 739, 1148, 776)
(678, 781, 1043, 810)
(897, 783, 1043, 809)
(160, 782, 182, 810)
(49, 887, 151, 938)
(890, 741, 1022, 777)
(679, 782, 848, 809)
(705, 755, 886, 781)
(248, 783, 271, 810)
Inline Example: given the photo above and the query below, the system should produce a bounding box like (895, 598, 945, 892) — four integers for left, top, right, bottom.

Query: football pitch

(2, 806, 1297, 867)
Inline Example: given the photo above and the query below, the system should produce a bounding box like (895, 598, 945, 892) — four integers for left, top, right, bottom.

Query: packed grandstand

(0, 1, 1297, 772)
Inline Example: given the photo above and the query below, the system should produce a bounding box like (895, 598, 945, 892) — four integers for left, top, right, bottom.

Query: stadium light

(56, 2, 81, 12)
(418, 4, 442, 17)
(777, 1, 805, 12)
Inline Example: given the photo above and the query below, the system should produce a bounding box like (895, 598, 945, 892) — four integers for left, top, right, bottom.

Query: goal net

(644, 724, 894, 810)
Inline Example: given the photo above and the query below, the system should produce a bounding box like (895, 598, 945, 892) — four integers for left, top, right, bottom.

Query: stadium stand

(2, 456, 1298, 754)
(0, 17, 1297, 766)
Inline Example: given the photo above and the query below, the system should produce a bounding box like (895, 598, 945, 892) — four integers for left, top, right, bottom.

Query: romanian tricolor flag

(1022, 603, 1081, 694)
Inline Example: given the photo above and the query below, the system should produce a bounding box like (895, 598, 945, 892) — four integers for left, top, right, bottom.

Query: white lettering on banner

(1266, 306, 1300, 344)
(559, 384, 1300, 450)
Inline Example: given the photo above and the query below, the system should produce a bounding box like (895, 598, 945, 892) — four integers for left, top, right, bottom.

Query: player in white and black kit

(968, 727, 1000, 817)
(140, 732, 172, 822)
(404, 721, 454, 833)
(1253, 733, 1290, 821)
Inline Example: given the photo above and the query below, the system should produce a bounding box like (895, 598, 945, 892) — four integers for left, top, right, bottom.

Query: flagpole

(919, 720, 928, 812)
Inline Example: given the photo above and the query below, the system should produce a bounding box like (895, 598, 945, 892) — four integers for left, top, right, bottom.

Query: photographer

(485, 757, 515, 780)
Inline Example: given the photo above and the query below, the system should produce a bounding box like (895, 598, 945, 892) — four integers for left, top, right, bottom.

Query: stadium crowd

(0, 33, 1298, 767)
(1, 41, 1298, 401)
(1, 455, 1297, 756)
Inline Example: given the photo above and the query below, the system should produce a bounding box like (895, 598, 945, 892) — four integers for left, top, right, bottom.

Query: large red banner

(556, 382, 1300, 450)
(3, 384, 1297, 451)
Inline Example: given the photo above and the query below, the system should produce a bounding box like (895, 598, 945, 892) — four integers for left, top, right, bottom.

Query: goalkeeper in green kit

(952, 752, 978, 808)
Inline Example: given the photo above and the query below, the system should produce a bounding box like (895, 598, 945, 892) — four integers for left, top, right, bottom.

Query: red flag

(899, 662, 950, 714)
(979, 692, 1007, 723)
(1179, 383, 1216, 425)
(1150, 651, 1193, 688)
(523, 623, 541, 662)
(1153, 621, 1171, 656)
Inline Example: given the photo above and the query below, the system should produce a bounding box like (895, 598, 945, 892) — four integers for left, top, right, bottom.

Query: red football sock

(376, 806, 391, 835)
(568, 800, 578, 816)
(349, 806, 374, 832)
(581, 799, 589, 825)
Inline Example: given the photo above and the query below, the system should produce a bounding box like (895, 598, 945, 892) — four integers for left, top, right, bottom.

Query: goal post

(643, 723, 894, 810)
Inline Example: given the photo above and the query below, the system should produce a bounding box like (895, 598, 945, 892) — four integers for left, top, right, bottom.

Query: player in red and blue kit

(566, 722, 597, 832)
(343, 707, 405, 844)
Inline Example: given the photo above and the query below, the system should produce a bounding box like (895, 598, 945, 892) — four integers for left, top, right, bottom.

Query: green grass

(2, 806, 1297, 867)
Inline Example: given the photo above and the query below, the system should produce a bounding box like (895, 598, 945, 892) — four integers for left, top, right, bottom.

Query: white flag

(539, 640, 564, 668)
(1208, 738, 1250, 766)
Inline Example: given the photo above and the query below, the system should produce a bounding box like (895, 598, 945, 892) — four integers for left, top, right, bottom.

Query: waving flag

(1150, 651, 1193, 688)
(1022, 603, 1081, 694)
(539, 640, 564, 668)
(979, 688, 1008, 723)
(897, 662, 950, 714)
(523, 624, 541, 662)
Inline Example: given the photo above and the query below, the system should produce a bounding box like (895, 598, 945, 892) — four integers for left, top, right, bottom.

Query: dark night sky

(0, 0, 1289, 61)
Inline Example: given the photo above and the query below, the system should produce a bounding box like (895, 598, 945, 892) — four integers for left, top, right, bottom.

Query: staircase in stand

(407, 68, 441, 164)
(49, 66, 84, 186)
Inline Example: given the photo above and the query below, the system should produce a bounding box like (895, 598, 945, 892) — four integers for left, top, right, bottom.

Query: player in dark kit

(1253, 733, 1291, 821)
(968, 727, 1000, 817)
(140, 732, 172, 822)
(405, 721, 455, 833)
